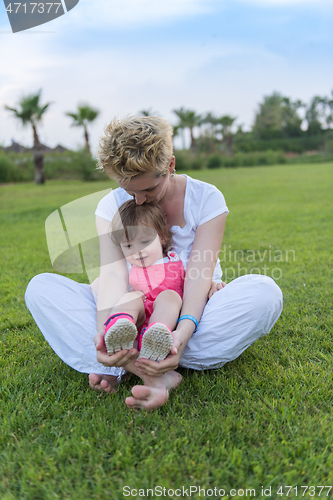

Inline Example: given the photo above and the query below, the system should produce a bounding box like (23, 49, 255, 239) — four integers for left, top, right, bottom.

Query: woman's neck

(159, 175, 186, 229)
(159, 175, 177, 214)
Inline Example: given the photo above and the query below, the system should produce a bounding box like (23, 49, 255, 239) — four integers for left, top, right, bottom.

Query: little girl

(103, 199, 185, 362)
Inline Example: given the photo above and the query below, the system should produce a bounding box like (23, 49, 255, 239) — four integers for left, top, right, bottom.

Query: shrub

(0, 153, 30, 182)
(174, 150, 191, 171)
(207, 154, 223, 169)
(0, 154, 13, 182)
(191, 157, 205, 170)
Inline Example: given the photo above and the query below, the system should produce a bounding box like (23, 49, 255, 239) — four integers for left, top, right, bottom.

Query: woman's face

(117, 157, 175, 205)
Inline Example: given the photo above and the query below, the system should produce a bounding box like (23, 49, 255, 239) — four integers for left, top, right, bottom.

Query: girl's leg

(137, 290, 181, 362)
(111, 290, 146, 327)
(25, 273, 124, 393)
(148, 290, 182, 330)
(179, 274, 283, 369)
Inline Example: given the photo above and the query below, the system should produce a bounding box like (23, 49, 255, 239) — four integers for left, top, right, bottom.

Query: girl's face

(120, 226, 164, 267)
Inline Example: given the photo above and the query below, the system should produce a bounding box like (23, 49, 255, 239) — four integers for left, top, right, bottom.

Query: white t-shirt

(95, 174, 229, 281)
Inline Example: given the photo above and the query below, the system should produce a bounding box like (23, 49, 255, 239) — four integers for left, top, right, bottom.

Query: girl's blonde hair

(110, 200, 173, 256)
(97, 116, 173, 181)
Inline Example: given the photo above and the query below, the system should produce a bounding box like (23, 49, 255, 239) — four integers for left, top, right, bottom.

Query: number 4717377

(5, 3, 62, 14)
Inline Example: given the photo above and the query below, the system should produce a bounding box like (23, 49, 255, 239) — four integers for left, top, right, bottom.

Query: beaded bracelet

(177, 315, 198, 333)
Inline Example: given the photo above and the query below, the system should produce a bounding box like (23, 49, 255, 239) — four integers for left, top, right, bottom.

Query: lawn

(0, 163, 333, 500)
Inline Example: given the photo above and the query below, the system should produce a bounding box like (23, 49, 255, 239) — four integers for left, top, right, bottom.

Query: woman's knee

(256, 275, 283, 311)
(25, 273, 52, 307)
(206, 274, 283, 322)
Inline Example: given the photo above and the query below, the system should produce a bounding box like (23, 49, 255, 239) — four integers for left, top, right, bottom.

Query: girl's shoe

(138, 322, 173, 362)
(104, 313, 138, 355)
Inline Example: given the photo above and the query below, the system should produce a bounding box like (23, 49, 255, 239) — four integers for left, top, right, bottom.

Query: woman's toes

(100, 379, 116, 393)
(89, 373, 102, 389)
(88, 374, 118, 393)
(126, 385, 169, 410)
(131, 385, 152, 400)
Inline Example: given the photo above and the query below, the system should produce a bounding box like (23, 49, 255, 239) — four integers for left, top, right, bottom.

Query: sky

(0, 0, 332, 152)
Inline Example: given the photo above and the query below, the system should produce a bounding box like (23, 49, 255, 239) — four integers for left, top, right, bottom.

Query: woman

(25, 116, 283, 410)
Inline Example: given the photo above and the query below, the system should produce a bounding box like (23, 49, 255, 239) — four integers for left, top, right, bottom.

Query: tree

(305, 93, 333, 134)
(139, 108, 158, 117)
(252, 92, 304, 139)
(173, 107, 201, 151)
(66, 104, 99, 154)
(4, 90, 51, 184)
(326, 90, 333, 129)
(200, 112, 219, 153)
(172, 125, 181, 149)
(218, 115, 237, 156)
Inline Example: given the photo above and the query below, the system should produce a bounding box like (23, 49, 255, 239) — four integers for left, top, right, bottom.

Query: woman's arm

(95, 215, 128, 332)
(94, 216, 139, 367)
(135, 212, 226, 375)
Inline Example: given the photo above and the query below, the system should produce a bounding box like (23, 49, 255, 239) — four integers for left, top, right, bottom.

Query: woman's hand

(208, 281, 226, 300)
(134, 331, 183, 377)
(94, 331, 139, 368)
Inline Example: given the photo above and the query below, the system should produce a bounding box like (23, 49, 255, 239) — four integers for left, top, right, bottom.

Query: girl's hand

(208, 281, 226, 300)
(134, 331, 183, 377)
(94, 331, 139, 368)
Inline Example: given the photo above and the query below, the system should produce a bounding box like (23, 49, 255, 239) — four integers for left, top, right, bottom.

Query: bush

(190, 157, 205, 170)
(234, 134, 327, 153)
(0, 153, 31, 182)
(69, 151, 102, 182)
(174, 150, 192, 171)
(0, 150, 109, 183)
(0, 154, 14, 182)
(207, 154, 223, 169)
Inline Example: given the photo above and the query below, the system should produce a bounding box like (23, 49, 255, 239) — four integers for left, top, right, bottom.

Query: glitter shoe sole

(104, 318, 138, 355)
(138, 322, 173, 362)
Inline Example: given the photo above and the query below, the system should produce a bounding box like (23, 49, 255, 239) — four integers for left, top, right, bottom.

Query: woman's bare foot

(125, 370, 182, 410)
(89, 373, 119, 393)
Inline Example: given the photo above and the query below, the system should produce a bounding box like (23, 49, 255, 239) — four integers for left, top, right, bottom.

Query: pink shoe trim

(104, 312, 134, 329)
(138, 322, 173, 350)
(104, 314, 137, 355)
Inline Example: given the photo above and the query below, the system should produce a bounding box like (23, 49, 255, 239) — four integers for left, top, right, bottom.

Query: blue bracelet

(177, 315, 198, 332)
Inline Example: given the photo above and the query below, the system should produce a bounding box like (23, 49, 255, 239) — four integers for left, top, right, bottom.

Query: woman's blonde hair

(97, 116, 173, 181)
(110, 200, 173, 256)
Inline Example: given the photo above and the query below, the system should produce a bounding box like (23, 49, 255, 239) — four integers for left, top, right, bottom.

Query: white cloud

(1, 0, 332, 151)
(1, 35, 332, 151)
(63, 0, 220, 29)
(238, 0, 331, 5)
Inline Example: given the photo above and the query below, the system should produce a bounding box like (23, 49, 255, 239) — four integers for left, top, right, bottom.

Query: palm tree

(200, 112, 219, 153)
(218, 115, 236, 156)
(4, 90, 51, 184)
(139, 108, 158, 117)
(173, 107, 201, 151)
(66, 104, 99, 154)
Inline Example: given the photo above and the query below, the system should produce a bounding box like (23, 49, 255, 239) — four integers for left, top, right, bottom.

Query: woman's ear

(168, 156, 176, 173)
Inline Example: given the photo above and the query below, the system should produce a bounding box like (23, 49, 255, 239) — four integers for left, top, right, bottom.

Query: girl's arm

(94, 216, 139, 367)
(136, 212, 227, 375)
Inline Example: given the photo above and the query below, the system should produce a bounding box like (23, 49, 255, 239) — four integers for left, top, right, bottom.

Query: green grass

(1, 163, 333, 499)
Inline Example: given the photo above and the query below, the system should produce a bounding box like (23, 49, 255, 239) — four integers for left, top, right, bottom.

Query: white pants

(25, 273, 283, 378)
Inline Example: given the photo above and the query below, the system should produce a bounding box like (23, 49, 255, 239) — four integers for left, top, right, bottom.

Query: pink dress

(129, 251, 185, 332)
